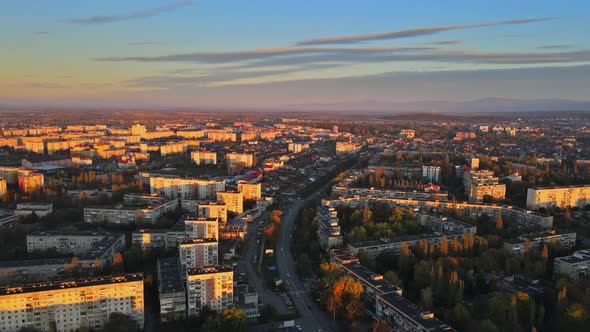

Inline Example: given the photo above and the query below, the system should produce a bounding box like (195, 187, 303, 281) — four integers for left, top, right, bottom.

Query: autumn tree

(496, 213, 504, 230)
(112, 252, 124, 272)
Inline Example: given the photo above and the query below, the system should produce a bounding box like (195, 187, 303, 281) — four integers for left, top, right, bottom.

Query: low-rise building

(15, 202, 53, 219)
(84, 196, 178, 225)
(26, 231, 125, 255)
(503, 230, 576, 255)
(554, 249, 590, 279)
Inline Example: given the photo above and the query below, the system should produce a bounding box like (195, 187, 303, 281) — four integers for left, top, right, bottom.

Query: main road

(276, 188, 334, 332)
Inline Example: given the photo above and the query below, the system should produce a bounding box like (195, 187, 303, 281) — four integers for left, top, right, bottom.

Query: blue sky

(2, 0, 590, 107)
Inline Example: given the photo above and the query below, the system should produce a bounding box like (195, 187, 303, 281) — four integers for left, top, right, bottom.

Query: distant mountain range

(1, 97, 590, 114)
(284, 98, 590, 114)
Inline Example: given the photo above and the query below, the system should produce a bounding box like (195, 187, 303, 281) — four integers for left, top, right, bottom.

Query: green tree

(101, 313, 141, 332)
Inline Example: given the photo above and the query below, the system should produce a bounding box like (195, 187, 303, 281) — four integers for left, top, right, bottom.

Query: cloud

(538, 44, 573, 49)
(96, 46, 430, 63)
(295, 18, 552, 45)
(128, 41, 161, 46)
(418, 40, 462, 45)
(33, 31, 49, 35)
(63, 0, 194, 24)
(125, 63, 345, 88)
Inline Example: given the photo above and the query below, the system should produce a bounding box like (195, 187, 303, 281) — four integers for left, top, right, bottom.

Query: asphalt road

(276, 192, 334, 332)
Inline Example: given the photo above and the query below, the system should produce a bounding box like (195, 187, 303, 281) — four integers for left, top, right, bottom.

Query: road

(276, 191, 334, 332)
(237, 211, 295, 316)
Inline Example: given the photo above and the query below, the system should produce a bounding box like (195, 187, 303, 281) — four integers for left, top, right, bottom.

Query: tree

(101, 313, 141, 332)
(112, 252, 124, 272)
(219, 308, 247, 332)
(383, 270, 401, 287)
(270, 210, 282, 224)
(496, 214, 503, 230)
(421, 287, 433, 309)
(362, 206, 373, 223)
(319, 262, 340, 289)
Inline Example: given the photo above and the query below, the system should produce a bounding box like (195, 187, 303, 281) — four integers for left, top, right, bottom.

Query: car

(296, 325, 302, 331)
(318, 329, 324, 332)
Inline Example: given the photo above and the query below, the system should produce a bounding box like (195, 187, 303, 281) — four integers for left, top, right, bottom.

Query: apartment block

(191, 151, 218, 165)
(464, 170, 505, 202)
(554, 249, 590, 279)
(18, 173, 44, 193)
(184, 216, 219, 240)
(503, 230, 576, 255)
(26, 231, 125, 255)
(225, 153, 255, 168)
(157, 258, 186, 322)
(316, 206, 343, 250)
(526, 185, 590, 209)
(84, 197, 178, 225)
(15, 202, 53, 219)
(216, 191, 244, 214)
(150, 175, 225, 200)
(0, 274, 144, 332)
(186, 266, 233, 315)
(421, 166, 441, 183)
(179, 239, 219, 269)
(0, 167, 34, 185)
(237, 181, 262, 201)
(376, 292, 456, 332)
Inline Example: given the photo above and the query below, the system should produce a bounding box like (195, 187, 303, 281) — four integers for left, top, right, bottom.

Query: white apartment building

(237, 182, 262, 201)
(191, 151, 218, 165)
(0, 274, 144, 332)
(150, 176, 225, 200)
(179, 239, 219, 268)
(554, 249, 590, 279)
(186, 266, 233, 315)
(216, 191, 244, 214)
(526, 185, 590, 209)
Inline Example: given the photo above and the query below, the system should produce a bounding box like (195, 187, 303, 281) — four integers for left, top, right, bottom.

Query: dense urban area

(0, 110, 588, 332)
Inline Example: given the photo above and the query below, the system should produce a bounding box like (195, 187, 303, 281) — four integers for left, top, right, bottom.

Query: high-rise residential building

(17, 173, 44, 193)
(191, 151, 218, 165)
(526, 185, 590, 209)
(216, 191, 244, 214)
(179, 238, 218, 268)
(0, 274, 144, 332)
(184, 216, 219, 240)
(196, 202, 228, 222)
(150, 176, 225, 200)
(421, 166, 441, 183)
(0, 177, 6, 197)
(464, 170, 505, 202)
(0, 166, 34, 185)
(237, 181, 262, 201)
(288, 142, 309, 153)
(225, 153, 255, 168)
(186, 266, 233, 315)
(157, 258, 186, 322)
(130, 123, 147, 136)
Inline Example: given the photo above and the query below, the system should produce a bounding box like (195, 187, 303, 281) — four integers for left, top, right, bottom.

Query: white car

(296, 325, 303, 331)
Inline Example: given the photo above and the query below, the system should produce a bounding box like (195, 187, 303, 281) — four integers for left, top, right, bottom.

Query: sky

(2, 0, 590, 108)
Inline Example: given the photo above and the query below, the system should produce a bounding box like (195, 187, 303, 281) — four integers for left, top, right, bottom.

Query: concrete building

(421, 166, 441, 184)
(464, 170, 505, 202)
(84, 197, 178, 225)
(132, 229, 168, 250)
(237, 181, 262, 201)
(416, 214, 477, 235)
(0, 167, 34, 185)
(157, 258, 187, 322)
(15, 202, 53, 219)
(185, 201, 228, 222)
(18, 173, 44, 193)
(186, 266, 233, 315)
(191, 151, 218, 165)
(179, 239, 219, 269)
(554, 249, 590, 279)
(398, 129, 415, 139)
(217, 191, 244, 214)
(184, 216, 219, 240)
(0, 274, 144, 332)
(504, 230, 576, 255)
(0, 177, 6, 197)
(526, 185, 590, 209)
(225, 153, 255, 168)
(316, 206, 343, 250)
(26, 231, 125, 255)
(288, 142, 309, 153)
(376, 292, 456, 332)
(335, 142, 361, 154)
(150, 175, 225, 200)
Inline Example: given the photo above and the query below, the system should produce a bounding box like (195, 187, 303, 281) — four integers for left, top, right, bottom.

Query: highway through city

(276, 189, 334, 332)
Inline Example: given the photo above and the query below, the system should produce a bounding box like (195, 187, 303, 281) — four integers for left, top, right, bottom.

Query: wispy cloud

(418, 40, 462, 45)
(63, 0, 194, 24)
(295, 18, 552, 45)
(538, 44, 573, 49)
(128, 41, 162, 46)
(97, 46, 431, 63)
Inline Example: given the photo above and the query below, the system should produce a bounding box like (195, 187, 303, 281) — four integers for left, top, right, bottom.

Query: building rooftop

(0, 273, 143, 296)
(186, 265, 233, 276)
(158, 258, 185, 294)
(378, 292, 457, 332)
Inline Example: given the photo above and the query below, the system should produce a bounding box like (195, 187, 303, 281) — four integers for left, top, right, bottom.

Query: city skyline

(2, 0, 590, 109)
